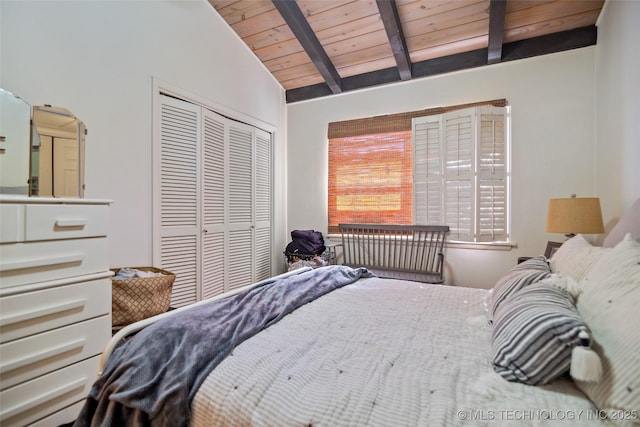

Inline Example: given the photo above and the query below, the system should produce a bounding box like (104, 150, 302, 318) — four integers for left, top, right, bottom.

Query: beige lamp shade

(546, 197, 605, 235)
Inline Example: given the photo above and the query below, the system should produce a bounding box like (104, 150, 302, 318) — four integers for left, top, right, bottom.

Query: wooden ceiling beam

(286, 25, 597, 103)
(272, 0, 342, 94)
(487, 0, 507, 64)
(376, 0, 412, 80)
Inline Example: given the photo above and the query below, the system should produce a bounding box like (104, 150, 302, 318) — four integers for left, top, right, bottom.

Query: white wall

(0, 0, 288, 270)
(594, 0, 640, 225)
(287, 49, 597, 288)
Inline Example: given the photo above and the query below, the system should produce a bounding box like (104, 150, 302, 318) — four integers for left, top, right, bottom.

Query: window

(328, 101, 510, 243)
(413, 107, 509, 242)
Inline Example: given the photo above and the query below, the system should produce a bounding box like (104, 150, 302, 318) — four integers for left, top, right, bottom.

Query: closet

(154, 94, 272, 307)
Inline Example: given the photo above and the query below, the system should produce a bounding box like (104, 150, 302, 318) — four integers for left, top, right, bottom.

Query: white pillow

(549, 234, 610, 282)
(575, 234, 640, 416)
(602, 198, 640, 247)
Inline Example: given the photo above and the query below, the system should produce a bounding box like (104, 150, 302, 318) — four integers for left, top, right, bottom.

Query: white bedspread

(192, 276, 608, 426)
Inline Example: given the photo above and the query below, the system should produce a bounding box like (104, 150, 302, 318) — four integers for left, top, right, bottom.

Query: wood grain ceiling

(209, 0, 604, 102)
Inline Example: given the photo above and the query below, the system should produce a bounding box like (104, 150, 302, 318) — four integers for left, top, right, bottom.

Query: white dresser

(0, 196, 112, 427)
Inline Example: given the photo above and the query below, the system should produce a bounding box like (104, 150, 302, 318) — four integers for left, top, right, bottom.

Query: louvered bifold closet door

(412, 116, 442, 225)
(443, 110, 474, 241)
(227, 122, 254, 291)
(254, 129, 272, 282)
(201, 110, 227, 299)
(158, 95, 201, 307)
(476, 107, 507, 242)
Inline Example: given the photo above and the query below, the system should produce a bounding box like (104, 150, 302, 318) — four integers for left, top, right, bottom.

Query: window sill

(446, 241, 516, 251)
(326, 234, 515, 251)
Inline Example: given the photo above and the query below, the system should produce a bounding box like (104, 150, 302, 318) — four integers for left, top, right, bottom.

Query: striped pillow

(489, 256, 551, 322)
(491, 277, 590, 385)
(575, 234, 640, 415)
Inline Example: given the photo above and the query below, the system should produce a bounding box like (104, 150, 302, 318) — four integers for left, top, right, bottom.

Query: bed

(73, 204, 640, 427)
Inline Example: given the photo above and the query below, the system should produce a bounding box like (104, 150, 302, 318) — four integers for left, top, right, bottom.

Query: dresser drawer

(29, 400, 84, 427)
(0, 278, 111, 343)
(0, 355, 99, 427)
(0, 237, 108, 289)
(0, 315, 110, 389)
(24, 203, 109, 241)
(0, 204, 25, 244)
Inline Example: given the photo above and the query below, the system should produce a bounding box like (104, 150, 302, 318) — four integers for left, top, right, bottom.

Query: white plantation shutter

(444, 110, 474, 241)
(157, 95, 201, 306)
(476, 107, 507, 241)
(412, 106, 509, 243)
(412, 116, 442, 225)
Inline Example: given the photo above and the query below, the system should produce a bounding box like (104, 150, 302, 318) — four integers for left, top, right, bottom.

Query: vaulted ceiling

(209, 0, 604, 103)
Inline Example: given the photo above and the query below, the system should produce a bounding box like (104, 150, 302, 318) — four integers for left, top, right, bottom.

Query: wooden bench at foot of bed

(338, 224, 450, 284)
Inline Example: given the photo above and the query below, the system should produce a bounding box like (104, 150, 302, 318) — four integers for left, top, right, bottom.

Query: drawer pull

(1, 253, 84, 272)
(0, 339, 86, 373)
(0, 377, 87, 421)
(0, 298, 88, 326)
(55, 218, 88, 228)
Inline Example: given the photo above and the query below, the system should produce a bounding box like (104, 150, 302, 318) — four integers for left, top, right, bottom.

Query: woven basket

(111, 267, 175, 331)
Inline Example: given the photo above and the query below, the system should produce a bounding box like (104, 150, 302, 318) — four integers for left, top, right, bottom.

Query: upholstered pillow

(575, 234, 640, 414)
(488, 256, 551, 322)
(549, 234, 610, 282)
(491, 277, 592, 385)
(602, 198, 640, 247)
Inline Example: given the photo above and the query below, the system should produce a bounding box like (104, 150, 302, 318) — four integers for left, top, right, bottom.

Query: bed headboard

(339, 224, 449, 284)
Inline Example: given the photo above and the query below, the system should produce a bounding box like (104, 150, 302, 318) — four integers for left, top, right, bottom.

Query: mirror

(31, 106, 86, 197)
(0, 88, 86, 198)
(0, 88, 31, 195)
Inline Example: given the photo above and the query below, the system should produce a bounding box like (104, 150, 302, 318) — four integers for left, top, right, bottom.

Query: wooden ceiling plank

(243, 24, 296, 52)
(254, 37, 308, 62)
(333, 44, 397, 68)
(264, 51, 314, 71)
(210, 0, 275, 26)
(302, 0, 381, 31)
(487, 0, 506, 64)
(401, 1, 489, 40)
(296, 0, 357, 18)
(505, 0, 555, 14)
(324, 30, 391, 57)
(377, 0, 412, 80)
(410, 35, 487, 63)
(230, 9, 287, 38)
(505, 0, 605, 29)
(396, 0, 489, 27)
(274, 62, 324, 83)
(272, 0, 343, 94)
(504, 10, 602, 43)
(397, 0, 483, 25)
(315, 14, 384, 45)
(406, 18, 489, 52)
(209, 0, 240, 13)
(337, 56, 399, 78)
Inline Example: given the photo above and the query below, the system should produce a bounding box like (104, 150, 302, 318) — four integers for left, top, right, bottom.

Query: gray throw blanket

(74, 265, 374, 427)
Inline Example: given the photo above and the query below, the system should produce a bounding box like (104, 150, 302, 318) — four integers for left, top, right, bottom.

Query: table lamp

(546, 195, 604, 238)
